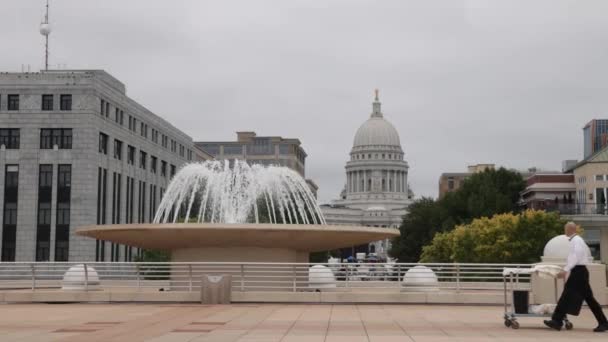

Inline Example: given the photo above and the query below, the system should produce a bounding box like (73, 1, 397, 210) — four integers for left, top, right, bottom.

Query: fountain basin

(76, 223, 400, 263)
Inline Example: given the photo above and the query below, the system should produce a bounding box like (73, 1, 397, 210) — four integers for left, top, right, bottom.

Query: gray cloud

(2, 0, 608, 203)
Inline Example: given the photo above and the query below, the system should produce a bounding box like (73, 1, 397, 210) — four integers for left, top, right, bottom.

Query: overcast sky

(2, 0, 608, 203)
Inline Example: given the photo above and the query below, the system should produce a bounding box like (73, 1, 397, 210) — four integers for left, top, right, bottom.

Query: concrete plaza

(0, 303, 606, 341)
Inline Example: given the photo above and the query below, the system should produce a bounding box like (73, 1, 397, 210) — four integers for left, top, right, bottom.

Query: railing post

(456, 263, 461, 293)
(188, 264, 193, 292)
(396, 264, 400, 291)
(345, 264, 350, 290)
(136, 264, 141, 291)
(240, 264, 245, 292)
(292, 265, 297, 293)
(31, 264, 36, 291)
(84, 263, 89, 291)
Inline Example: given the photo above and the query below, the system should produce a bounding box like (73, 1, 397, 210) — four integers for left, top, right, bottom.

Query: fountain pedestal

(172, 247, 309, 263)
(77, 223, 400, 292)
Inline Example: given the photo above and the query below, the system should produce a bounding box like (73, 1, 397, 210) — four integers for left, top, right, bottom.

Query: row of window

(352, 152, 403, 161)
(595, 174, 608, 181)
(1, 164, 71, 262)
(95, 167, 163, 261)
(0, 128, 72, 150)
(99, 97, 192, 161)
(99, 132, 177, 177)
(0, 128, 193, 167)
(0, 94, 72, 111)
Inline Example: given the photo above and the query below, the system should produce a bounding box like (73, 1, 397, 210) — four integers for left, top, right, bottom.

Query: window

(151, 129, 159, 143)
(42, 94, 53, 111)
(141, 122, 146, 138)
(111, 172, 122, 225)
(139, 150, 147, 169)
(95, 167, 108, 261)
(36, 165, 53, 261)
(119, 110, 124, 125)
(0, 129, 20, 149)
(115, 108, 120, 123)
(132, 117, 137, 132)
(2, 165, 19, 261)
(162, 135, 168, 148)
(171, 140, 177, 153)
(187, 150, 192, 161)
(161, 160, 167, 177)
(170, 164, 176, 178)
(447, 177, 454, 190)
(55, 165, 71, 261)
(127, 145, 136, 165)
(113, 139, 123, 160)
(99, 132, 108, 154)
(101, 99, 105, 115)
(60, 94, 72, 111)
(7, 95, 19, 111)
(40, 128, 72, 149)
(105, 102, 110, 117)
(150, 156, 157, 173)
(179, 144, 185, 157)
(596, 175, 604, 181)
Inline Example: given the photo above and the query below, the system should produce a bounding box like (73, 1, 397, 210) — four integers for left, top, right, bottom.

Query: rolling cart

(502, 268, 572, 330)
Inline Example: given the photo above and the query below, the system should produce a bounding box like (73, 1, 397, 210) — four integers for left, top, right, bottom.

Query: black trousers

(552, 266, 607, 325)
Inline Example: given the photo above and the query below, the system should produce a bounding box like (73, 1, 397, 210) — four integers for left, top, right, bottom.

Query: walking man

(544, 222, 608, 332)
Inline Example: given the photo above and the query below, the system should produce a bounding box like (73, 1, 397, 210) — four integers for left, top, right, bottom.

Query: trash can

(200, 274, 232, 304)
(513, 290, 529, 314)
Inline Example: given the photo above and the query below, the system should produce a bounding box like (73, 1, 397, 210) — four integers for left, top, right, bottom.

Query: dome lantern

(352, 90, 402, 149)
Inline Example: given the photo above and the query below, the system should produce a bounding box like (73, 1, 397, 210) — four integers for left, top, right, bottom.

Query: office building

(0, 70, 210, 261)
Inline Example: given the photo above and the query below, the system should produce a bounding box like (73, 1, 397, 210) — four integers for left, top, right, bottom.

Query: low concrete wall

(0, 289, 530, 305)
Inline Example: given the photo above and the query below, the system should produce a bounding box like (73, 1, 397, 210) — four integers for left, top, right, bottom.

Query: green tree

(389, 198, 444, 262)
(420, 210, 566, 263)
(390, 168, 525, 262)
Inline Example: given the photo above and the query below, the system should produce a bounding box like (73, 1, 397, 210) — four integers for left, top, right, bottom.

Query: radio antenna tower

(39, 0, 52, 71)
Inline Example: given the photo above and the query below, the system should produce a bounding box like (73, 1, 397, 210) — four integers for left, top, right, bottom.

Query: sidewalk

(0, 303, 606, 341)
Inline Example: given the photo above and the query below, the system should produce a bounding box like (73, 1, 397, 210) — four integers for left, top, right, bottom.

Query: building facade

(519, 173, 575, 211)
(321, 92, 411, 259)
(583, 119, 608, 159)
(438, 164, 495, 198)
(569, 146, 608, 214)
(196, 131, 317, 196)
(0, 70, 207, 262)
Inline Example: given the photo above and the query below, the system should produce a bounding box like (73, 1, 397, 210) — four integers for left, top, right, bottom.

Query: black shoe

(544, 320, 562, 331)
(594, 323, 608, 332)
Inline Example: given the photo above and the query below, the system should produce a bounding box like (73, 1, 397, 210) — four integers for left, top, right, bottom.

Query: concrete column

(393, 170, 397, 192)
(601, 228, 608, 264)
(346, 172, 350, 193)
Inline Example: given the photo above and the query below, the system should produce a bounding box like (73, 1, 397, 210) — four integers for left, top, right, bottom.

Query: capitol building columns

(321, 91, 412, 260)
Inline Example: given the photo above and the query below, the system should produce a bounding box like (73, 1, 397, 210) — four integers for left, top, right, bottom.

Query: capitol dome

(352, 91, 402, 149)
(353, 117, 401, 148)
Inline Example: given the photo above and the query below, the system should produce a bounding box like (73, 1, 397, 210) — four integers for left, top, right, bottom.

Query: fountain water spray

(153, 160, 326, 225)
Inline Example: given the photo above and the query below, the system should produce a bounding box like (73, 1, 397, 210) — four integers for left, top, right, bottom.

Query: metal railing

(0, 262, 533, 293)
(539, 203, 608, 216)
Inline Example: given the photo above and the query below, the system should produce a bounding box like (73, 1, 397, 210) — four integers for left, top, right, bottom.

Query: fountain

(77, 160, 399, 263)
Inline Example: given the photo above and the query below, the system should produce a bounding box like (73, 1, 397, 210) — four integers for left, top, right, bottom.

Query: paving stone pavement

(0, 303, 606, 341)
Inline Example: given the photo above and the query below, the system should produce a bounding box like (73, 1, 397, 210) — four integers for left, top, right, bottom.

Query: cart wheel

(511, 321, 520, 329)
(504, 319, 512, 327)
(565, 321, 573, 330)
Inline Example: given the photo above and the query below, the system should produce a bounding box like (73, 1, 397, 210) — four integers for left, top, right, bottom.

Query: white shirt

(564, 234, 591, 272)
